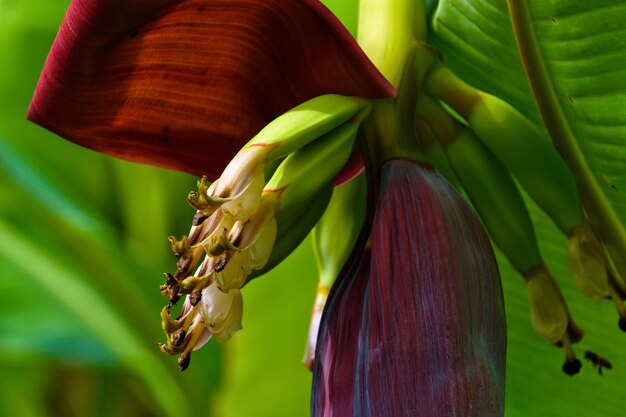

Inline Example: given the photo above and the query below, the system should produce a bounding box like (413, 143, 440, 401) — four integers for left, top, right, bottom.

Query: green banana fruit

(423, 65, 626, 330)
(416, 92, 585, 372)
(415, 93, 540, 273)
(424, 65, 583, 235)
(264, 120, 360, 214)
(312, 172, 367, 289)
(248, 183, 333, 280)
(304, 171, 367, 369)
(444, 129, 541, 274)
(191, 94, 369, 221)
(313, 172, 367, 289)
(244, 94, 371, 162)
(413, 118, 462, 190)
(248, 119, 361, 278)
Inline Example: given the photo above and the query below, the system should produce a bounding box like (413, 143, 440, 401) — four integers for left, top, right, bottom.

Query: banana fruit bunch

(414, 62, 626, 375)
(157, 94, 372, 370)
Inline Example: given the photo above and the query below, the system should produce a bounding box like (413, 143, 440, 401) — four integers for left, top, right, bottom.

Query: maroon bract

(312, 159, 506, 417)
(28, 0, 394, 179)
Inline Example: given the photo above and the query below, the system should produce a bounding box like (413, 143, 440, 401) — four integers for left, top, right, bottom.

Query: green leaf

(1, 1, 220, 414)
(431, 1, 626, 416)
(0, 218, 196, 417)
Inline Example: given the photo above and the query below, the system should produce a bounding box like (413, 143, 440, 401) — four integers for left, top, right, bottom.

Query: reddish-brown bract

(28, 0, 394, 179)
(312, 159, 506, 417)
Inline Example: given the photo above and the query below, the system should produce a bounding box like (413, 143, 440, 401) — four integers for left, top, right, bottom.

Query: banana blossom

(28, 1, 508, 416)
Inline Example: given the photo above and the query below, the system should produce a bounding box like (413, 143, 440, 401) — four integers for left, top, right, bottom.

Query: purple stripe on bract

(312, 159, 506, 417)
(361, 159, 505, 417)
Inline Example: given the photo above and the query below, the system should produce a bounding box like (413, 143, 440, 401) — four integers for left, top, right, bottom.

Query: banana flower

(29, 0, 510, 416)
(28, 0, 395, 369)
(312, 160, 506, 417)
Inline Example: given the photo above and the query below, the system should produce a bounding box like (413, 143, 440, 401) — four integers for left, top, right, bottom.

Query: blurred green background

(1, 0, 625, 416)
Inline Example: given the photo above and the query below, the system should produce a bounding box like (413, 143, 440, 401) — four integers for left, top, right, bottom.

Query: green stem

(358, 0, 426, 88)
(357, 0, 429, 168)
(507, 0, 626, 280)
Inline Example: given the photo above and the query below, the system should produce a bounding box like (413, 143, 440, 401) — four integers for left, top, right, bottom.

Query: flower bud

(313, 159, 506, 417)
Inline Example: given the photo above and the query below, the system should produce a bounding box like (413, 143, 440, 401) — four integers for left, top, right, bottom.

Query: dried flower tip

(199, 284, 243, 343)
(192, 211, 209, 227)
(178, 353, 191, 371)
(567, 232, 626, 329)
(607, 282, 626, 331)
(561, 331, 581, 376)
(160, 272, 181, 304)
(160, 300, 211, 358)
(523, 263, 569, 344)
(215, 251, 249, 292)
(565, 316, 585, 344)
(567, 221, 610, 301)
(189, 291, 202, 307)
(213, 252, 232, 273)
(168, 236, 202, 281)
(161, 304, 198, 353)
(171, 330, 187, 347)
(562, 358, 582, 376)
(163, 271, 178, 286)
(159, 337, 185, 354)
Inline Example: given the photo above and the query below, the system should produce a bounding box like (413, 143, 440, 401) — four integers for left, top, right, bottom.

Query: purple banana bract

(312, 159, 506, 417)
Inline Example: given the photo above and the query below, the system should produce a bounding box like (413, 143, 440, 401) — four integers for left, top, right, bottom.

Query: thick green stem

(358, 0, 426, 88)
(357, 0, 428, 168)
(507, 0, 626, 282)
